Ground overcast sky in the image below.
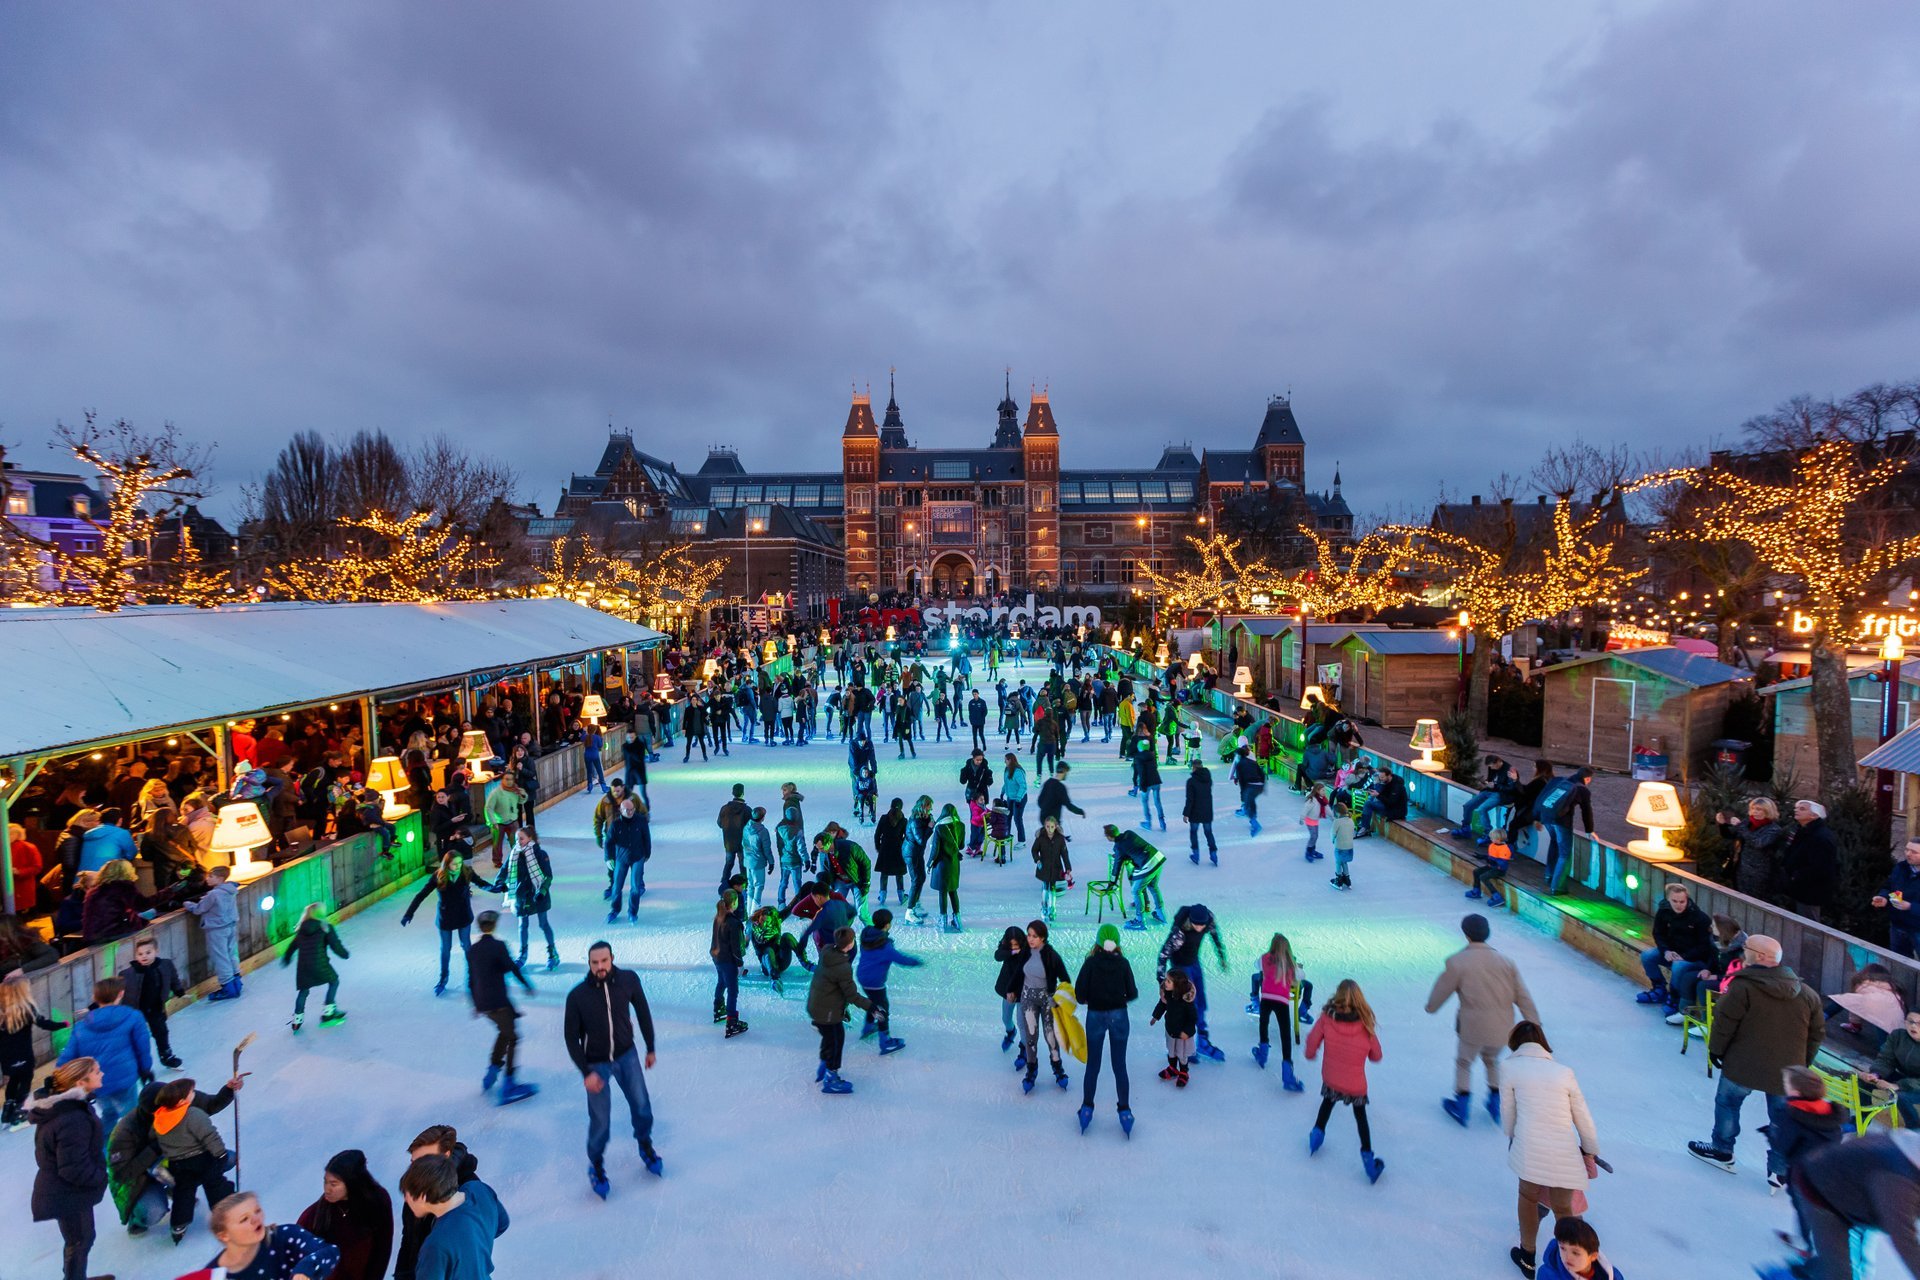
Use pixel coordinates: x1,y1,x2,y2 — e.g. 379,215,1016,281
3,1,1917,521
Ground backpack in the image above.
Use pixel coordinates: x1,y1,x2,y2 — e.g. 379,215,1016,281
1537,777,1577,823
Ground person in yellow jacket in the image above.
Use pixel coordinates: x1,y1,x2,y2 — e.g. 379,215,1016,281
1116,695,1137,763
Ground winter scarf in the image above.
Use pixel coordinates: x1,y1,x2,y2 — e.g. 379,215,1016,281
502,845,549,910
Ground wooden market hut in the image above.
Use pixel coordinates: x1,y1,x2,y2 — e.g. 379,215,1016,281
1335,630,1472,728
1221,617,1290,700
1276,622,1390,704
1538,647,1750,780
1764,664,1920,797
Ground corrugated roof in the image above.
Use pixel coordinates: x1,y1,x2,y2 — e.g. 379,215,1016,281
1341,630,1474,656
1759,664,1920,697
1544,646,1752,689
0,600,664,759
1861,722,1920,773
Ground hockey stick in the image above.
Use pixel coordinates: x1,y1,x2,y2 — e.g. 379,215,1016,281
229,1033,256,1187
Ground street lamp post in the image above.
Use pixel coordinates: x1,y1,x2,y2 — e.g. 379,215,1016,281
1134,514,1158,637
1879,632,1905,837
1455,609,1470,712
744,515,764,630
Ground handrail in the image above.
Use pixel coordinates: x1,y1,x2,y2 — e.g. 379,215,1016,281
1092,645,1920,1006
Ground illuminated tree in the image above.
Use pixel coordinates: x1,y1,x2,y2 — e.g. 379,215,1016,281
1268,529,1420,619
1139,532,1255,614
1639,439,1920,800
604,543,727,626
1382,494,1636,732
149,525,232,608
267,509,498,602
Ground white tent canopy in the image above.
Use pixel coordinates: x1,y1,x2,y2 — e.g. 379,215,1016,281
0,599,665,759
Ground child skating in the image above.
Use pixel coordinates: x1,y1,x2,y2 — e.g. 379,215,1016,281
806,925,872,1094
282,903,349,1031
1248,933,1313,1091
855,908,917,1054
1329,799,1357,890
1300,785,1328,862
1151,970,1199,1088
1304,978,1384,1183
995,926,1030,1058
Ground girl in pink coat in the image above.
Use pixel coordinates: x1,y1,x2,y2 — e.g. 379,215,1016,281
1304,978,1385,1183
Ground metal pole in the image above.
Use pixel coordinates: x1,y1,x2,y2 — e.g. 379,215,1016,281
1,783,13,919
1880,640,1904,837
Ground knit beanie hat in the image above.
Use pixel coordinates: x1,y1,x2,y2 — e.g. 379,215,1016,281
1187,904,1215,927
1097,923,1121,951
1461,913,1491,943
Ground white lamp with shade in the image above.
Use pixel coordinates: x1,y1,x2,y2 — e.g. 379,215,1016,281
1232,665,1253,698
210,802,274,884
1409,719,1445,773
1154,643,1169,666
1625,780,1686,861
1301,684,1328,710
652,672,674,696
579,694,608,726
1187,652,1204,674
1110,628,1124,647
365,755,413,820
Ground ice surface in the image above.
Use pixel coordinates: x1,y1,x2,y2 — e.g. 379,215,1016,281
1,660,1843,1278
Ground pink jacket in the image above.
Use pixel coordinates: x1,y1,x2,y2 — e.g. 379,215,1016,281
1259,953,1297,1002
1305,1013,1382,1098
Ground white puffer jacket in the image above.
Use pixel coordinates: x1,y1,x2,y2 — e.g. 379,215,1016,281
1500,1042,1600,1189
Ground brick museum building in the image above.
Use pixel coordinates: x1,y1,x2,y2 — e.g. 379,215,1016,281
544,380,1352,612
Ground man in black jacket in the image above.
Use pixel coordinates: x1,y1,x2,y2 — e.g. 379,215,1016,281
563,942,661,1195
1872,837,1920,959
1037,763,1084,828
716,784,752,886
471,911,537,1105
1783,800,1840,924
1635,882,1716,1017
1183,760,1216,865
967,691,990,753
959,750,994,804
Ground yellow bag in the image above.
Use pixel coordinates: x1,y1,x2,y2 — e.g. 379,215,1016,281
1053,983,1087,1063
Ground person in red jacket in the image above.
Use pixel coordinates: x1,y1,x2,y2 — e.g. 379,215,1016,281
7,825,41,916
1304,978,1385,1183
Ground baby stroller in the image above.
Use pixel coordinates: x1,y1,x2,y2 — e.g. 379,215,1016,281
985,798,1014,864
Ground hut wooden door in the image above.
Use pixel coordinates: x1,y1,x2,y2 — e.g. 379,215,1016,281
1587,677,1636,771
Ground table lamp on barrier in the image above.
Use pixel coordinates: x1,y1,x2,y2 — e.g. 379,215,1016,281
1409,719,1446,773
365,755,413,820
210,802,275,885
1232,666,1253,698
1626,781,1686,861
579,694,608,727
460,731,495,782
1301,684,1328,711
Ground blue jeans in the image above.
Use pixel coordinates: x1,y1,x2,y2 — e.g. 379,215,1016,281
584,752,605,792
519,910,556,962
778,863,803,902
1083,1007,1130,1109
1174,962,1209,1037
1543,822,1574,894
613,851,646,913
1239,784,1260,824
96,1086,138,1157
714,960,739,1019
1640,949,1706,1007
1456,789,1501,833
293,979,339,1016
438,924,473,986
1139,785,1165,826
585,1046,654,1167
1189,820,1216,855
1002,995,1018,1036
1712,1076,1787,1173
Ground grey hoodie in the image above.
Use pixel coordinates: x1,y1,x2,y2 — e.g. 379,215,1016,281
187,880,239,930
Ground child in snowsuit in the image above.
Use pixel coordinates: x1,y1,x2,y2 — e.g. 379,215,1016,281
1152,970,1199,1087
855,909,919,1054
1304,978,1384,1183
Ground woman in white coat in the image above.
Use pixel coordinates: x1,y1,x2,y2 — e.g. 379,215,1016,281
1499,1022,1602,1278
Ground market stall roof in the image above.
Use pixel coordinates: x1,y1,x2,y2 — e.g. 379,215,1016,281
0,599,664,759
1860,722,1920,775
1540,646,1751,689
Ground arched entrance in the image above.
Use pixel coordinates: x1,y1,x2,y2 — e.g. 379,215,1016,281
930,553,975,597
904,568,922,597
984,567,1001,596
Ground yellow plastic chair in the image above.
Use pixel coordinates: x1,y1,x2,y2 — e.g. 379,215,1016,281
1680,988,1716,1076
1815,1066,1903,1136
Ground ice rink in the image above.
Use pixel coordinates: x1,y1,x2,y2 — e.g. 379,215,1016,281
4,660,1834,1278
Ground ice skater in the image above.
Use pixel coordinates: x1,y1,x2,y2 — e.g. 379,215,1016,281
470,910,539,1107
1031,814,1072,922
401,843,489,996
855,908,916,1054
931,803,966,932
563,941,662,1196
1106,825,1166,931
1249,932,1312,1091
493,825,558,971
283,903,349,1032
1015,920,1072,1094
1425,913,1538,1128
1151,970,1198,1088
806,925,872,1094
1157,905,1229,1062
1073,923,1138,1135
1304,979,1385,1184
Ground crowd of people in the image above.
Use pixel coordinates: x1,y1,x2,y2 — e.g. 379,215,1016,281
6,617,1914,1279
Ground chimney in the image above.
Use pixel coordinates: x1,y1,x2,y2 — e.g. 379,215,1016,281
1470,495,1481,506
1537,495,1547,505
